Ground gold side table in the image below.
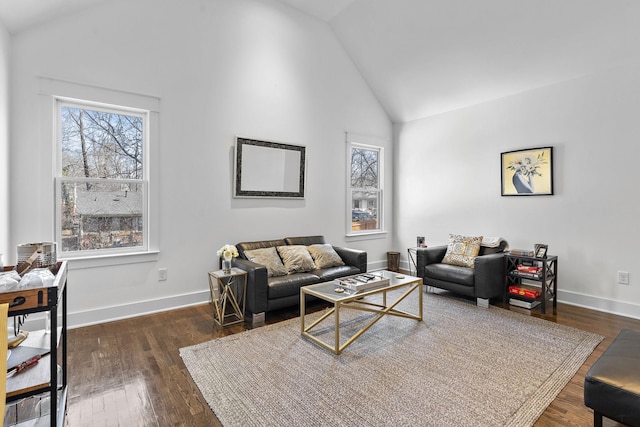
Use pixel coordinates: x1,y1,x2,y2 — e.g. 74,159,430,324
208,267,247,326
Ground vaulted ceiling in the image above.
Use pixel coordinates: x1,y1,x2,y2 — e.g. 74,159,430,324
1,0,639,122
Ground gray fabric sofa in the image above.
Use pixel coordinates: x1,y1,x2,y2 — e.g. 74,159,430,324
415,241,507,307
233,235,367,323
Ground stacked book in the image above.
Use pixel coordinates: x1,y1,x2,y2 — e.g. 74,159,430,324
508,283,542,310
517,265,541,273
336,273,389,292
510,264,542,279
508,284,542,299
509,249,535,257
509,298,541,309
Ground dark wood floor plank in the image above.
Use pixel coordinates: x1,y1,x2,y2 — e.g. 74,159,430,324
65,294,639,426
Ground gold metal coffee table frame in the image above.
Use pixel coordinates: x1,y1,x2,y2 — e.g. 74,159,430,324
300,270,423,354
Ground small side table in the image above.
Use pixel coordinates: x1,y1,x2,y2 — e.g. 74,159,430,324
504,254,558,314
407,247,419,275
208,267,247,326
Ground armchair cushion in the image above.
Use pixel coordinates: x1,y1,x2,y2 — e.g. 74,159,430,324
307,244,345,269
424,263,475,287
277,245,316,274
442,234,483,268
243,247,287,277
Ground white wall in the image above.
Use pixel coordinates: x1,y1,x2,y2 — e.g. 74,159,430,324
395,61,640,319
0,21,9,263
10,0,392,326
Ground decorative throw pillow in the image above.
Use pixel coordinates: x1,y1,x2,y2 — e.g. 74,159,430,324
307,244,345,269
277,245,316,274
243,247,287,277
442,234,483,268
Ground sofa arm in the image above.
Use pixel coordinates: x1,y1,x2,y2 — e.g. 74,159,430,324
232,258,268,315
416,246,447,279
473,253,506,299
333,246,367,273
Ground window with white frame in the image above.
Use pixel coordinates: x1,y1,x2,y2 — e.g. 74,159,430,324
56,99,149,255
348,141,383,234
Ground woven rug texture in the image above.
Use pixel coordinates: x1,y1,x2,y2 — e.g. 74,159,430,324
180,291,603,427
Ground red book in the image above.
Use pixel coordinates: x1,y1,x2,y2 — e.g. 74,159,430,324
517,265,541,273
509,285,542,299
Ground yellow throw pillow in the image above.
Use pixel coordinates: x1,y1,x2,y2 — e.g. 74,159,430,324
243,247,288,277
277,245,317,274
307,244,345,269
442,234,483,268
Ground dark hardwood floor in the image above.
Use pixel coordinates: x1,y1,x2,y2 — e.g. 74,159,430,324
65,289,639,426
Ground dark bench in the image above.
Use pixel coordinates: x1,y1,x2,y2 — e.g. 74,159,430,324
584,328,640,427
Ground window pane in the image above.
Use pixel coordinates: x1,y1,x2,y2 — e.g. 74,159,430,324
347,141,383,235
61,106,143,179
350,147,379,189
351,190,379,231
60,180,144,252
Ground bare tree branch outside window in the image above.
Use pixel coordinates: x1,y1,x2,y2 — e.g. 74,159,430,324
350,146,381,232
350,148,379,189
59,104,145,252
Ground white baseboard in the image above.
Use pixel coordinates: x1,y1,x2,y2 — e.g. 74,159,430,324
369,260,388,271
400,259,417,275
558,289,640,321
18,266,637,330
68,261,389,328
67,290,211,329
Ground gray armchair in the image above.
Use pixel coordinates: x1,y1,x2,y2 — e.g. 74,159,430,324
415,242,507,307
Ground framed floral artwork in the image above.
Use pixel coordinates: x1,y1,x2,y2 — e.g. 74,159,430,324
501,147,553,196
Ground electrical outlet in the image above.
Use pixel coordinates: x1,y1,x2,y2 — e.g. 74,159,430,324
617,271,629,285
158,268,168,281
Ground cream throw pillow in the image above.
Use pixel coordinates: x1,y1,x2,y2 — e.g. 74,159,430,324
277,245,316,274
442,234,483,268
307,244,345,269
243,247,287,277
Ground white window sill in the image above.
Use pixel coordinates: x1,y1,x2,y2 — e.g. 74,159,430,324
60,250,159,270
345,231,388,241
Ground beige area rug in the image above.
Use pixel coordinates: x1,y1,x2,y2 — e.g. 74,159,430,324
180,291,603,427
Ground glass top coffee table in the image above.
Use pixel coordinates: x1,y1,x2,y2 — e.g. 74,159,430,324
300,270,423,354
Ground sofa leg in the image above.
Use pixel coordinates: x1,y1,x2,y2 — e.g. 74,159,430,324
247,312,265,326
476,298,489,308
593,411,603,427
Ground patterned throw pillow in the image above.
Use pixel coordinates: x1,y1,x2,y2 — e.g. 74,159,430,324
277,245,316,274
441,234,483,268
307,244,345,269
243,247,288,277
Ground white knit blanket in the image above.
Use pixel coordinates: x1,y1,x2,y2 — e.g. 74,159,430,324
481,236,507,249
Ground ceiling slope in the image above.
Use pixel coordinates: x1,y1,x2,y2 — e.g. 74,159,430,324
328,0,640,122
2,0,639,122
